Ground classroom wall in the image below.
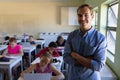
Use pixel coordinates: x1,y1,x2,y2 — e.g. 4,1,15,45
85,0,120,79
0,1,84,38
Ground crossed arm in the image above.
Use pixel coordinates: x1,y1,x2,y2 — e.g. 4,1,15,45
71,52,93,68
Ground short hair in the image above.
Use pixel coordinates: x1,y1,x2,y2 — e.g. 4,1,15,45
4,36,10,40
57,36,63,41
29,35,33,38
48,41,57,48
9,37,17,43
77,4,93,15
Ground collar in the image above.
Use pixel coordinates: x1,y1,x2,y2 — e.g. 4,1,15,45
78,26,95,37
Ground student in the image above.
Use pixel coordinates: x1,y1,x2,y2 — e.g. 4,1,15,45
3,36,10,45
27,35,36,56
27,35,36,46
56,36,66,47
2,37,23,80
37,42,59,57
20,52,64,80
3,37,23,56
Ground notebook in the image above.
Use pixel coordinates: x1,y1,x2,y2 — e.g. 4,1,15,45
23,73,51,80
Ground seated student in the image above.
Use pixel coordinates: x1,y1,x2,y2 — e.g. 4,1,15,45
37,42,59,57
27,35,36,46
56,36,66,56
3,36,10,45
2,37,23,80
56,36,66,47
20,52,64,80
2,37,23,56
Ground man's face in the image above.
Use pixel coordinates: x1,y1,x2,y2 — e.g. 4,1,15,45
77,7,94,30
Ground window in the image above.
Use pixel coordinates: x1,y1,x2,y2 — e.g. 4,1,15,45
106,1,118,62
92,9,98,29
68,7,79,25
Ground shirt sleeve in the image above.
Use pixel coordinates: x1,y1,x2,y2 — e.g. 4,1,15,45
53,50,60,57
63,33,75,65
36,48,46,57
90,37,107,71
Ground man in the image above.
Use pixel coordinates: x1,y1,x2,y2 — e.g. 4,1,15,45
63,4,107,80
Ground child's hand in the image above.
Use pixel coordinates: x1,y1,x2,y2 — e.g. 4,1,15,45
20,73,24,78
51,75,64,80
0,55,4,58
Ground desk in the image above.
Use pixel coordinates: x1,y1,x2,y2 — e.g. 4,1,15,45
0,45,7,51
0,56,22,80
17,39,22,44
31,56,63,71
17,36,29,42
23,45,36,65
56,47,64,56
34,40,45,49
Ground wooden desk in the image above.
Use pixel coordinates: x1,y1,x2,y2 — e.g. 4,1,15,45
0,56,22,80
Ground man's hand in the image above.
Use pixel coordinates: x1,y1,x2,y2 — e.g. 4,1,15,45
71,52,94,68
71,52,80,59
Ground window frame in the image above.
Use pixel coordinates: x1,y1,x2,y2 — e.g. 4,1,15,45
106,1,118,57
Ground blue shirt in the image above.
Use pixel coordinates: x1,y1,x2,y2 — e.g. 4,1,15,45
63,27,107,80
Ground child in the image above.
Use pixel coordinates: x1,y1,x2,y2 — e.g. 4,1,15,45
2,37,23,80
2,37,23,56
37,41,60,57
27,35,36,46
21,52,64,80
56,36,66,47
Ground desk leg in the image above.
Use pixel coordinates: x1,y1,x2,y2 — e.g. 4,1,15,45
35,49,37,56
9,67,12,80
41,43,43,49
41,43,44,49
62,50,64,56
29,52,31,66
21,60,23,72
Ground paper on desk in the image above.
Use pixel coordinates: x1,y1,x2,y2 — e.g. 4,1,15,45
5,55,19,59
23,47,30,50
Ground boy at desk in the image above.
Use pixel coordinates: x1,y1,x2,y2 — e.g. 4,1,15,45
27,35,36,46
37,41,60,57
20,52,64,80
